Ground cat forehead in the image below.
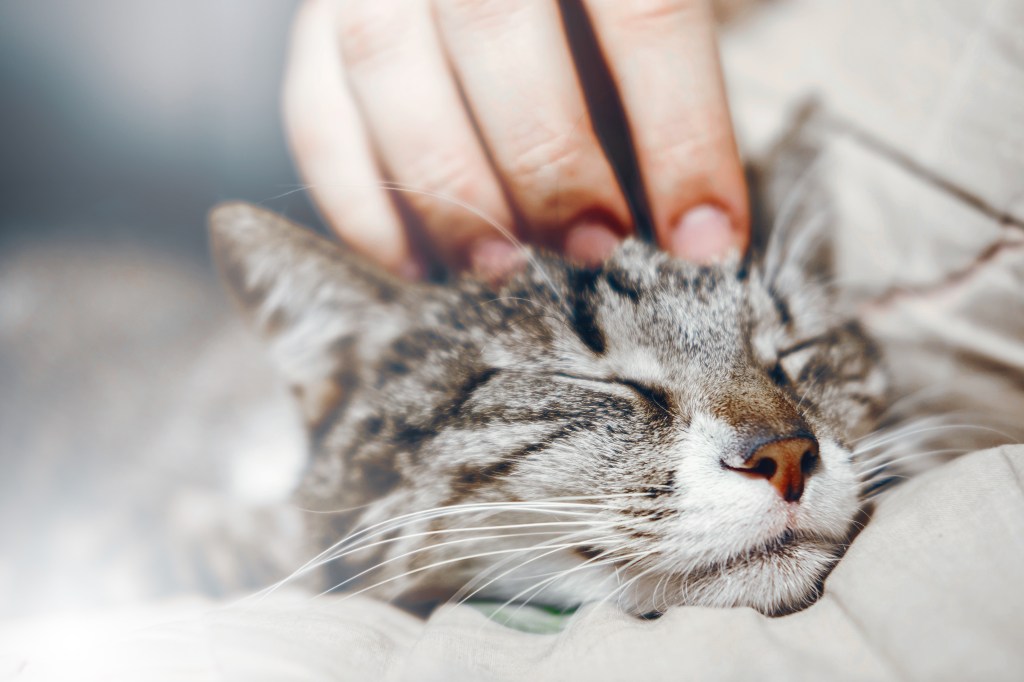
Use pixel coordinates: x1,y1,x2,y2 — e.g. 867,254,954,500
472,240,758,371
508,240,749,316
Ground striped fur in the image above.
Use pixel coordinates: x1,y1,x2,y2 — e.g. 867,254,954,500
210,201,886,616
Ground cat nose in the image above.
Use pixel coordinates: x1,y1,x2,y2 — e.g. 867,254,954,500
727,436,819,503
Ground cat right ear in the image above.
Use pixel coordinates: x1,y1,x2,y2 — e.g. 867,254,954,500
208,201,417,423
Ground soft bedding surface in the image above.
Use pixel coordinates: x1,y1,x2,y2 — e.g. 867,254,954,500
4,447,1023,681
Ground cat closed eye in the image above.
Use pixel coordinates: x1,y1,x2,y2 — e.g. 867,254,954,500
552,372,671,413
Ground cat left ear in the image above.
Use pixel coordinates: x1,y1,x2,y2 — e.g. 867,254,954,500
752,124,835,296
209,201,417,422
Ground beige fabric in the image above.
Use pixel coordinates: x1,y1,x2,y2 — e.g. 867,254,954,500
4,447,1022,681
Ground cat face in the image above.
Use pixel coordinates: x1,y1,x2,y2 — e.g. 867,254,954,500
211,202,886,617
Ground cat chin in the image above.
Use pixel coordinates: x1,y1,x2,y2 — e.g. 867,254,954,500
619,539,841,617
435,538,844,618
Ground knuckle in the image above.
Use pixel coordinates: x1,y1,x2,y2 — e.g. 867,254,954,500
407,150,477,201
599,0,704,31
434,0,522,31
507,126,585,194
336,2,405,67
644,123,728,179
505,128,604,220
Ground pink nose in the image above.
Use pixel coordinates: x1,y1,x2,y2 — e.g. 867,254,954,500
727,437,819,502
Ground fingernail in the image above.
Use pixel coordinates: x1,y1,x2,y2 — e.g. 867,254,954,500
469,238,525,281
564,220,622,266
671,205,737,264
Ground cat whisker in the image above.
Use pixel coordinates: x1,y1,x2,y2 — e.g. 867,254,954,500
314,520,603,574
483,529,642,591
339,497,627,544
854,423,1015,454
453,529,623,606
870,384,965,420
328,496,640,559
861,475,907,500
491,543,653,620
253,500,627,600
308,490,646,552
326,535,624,605
852,414,948,445
607,556,671,615
319,528,613,598
854,409,1019,442
496,550,651,624
647,555,682,615
855,447,969,477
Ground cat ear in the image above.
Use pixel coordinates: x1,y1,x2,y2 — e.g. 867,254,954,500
752,110,835,296
763,193,833,298
209,201,415,423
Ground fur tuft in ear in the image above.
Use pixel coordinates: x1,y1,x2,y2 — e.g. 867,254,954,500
209,201,419,424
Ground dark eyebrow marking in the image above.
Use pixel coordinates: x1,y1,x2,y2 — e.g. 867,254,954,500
567,269,606,355
456,457,518,488
455,427,571,489
769,287,793,326
604,269,641,302
390,366,501,450
459,366,501,398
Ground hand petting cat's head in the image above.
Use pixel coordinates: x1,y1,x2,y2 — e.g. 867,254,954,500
211,201,886,617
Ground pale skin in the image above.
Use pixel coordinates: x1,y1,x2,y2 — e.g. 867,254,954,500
284,0,749,278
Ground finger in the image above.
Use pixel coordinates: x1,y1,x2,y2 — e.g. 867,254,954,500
336,0,518,271
434,0,633,265
583,0,750,263
283,0,415,276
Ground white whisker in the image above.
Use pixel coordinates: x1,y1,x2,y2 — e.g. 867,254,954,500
452,528,612,605
325,542,600,605
249,499,627,601
319,529,603,598
499,549,649,622
856,448,968,480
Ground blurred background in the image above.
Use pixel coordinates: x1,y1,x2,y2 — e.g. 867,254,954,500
0,1,317,618
0,0,317,259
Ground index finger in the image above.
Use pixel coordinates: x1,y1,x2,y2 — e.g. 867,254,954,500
582,0,749,263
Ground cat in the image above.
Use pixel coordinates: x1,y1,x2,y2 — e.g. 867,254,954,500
209,199,887,618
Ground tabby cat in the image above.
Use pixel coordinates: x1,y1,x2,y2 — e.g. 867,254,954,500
210,200,886,617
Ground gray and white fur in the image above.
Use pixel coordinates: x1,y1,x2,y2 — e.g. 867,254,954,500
210,201,887,617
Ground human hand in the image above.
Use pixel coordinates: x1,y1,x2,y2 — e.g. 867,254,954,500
284,0,749,278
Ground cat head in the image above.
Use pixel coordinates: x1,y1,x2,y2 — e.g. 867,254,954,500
210,201,886,616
